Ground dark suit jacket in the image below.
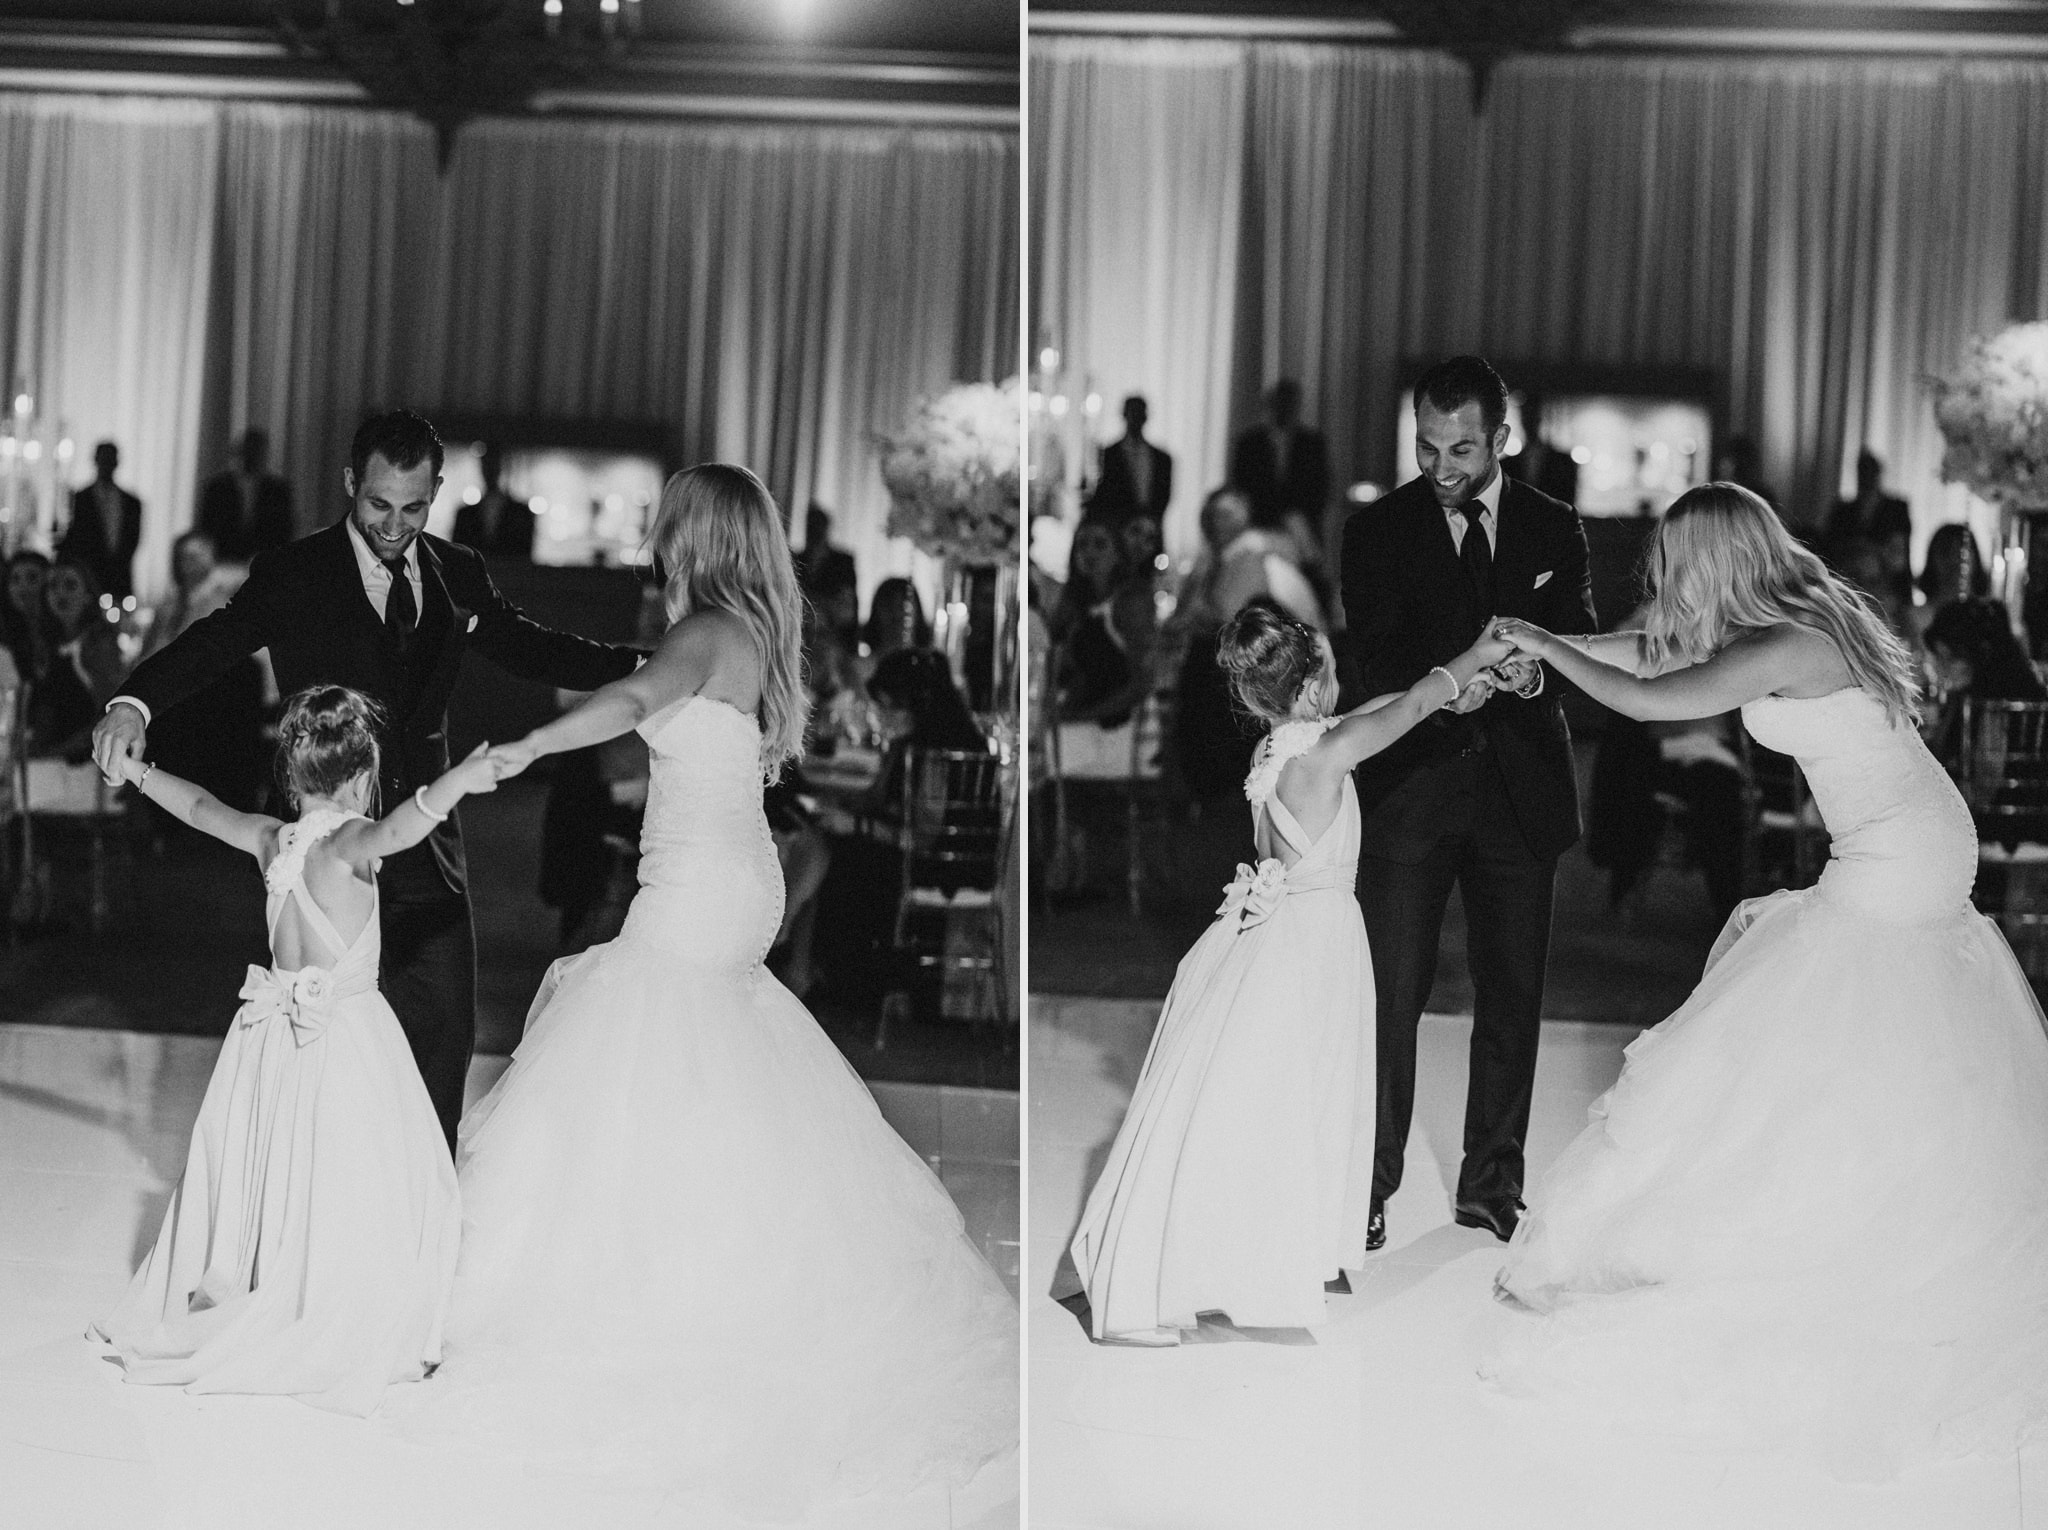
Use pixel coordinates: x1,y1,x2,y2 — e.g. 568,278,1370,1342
1341,474,1597,863
452,492,535,560
1230,425,1330,528
58,483,142,599
197,471,294,563
1086,436,1173,525
118,519,639,895
795,543,857,600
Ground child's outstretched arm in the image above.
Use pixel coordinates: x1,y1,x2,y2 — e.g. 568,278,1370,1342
1319,632,1513,775
326,744,503,868
125,758,280,858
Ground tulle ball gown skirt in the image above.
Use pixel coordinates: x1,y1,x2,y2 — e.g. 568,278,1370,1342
409,873,1019,1520
1490,878,2048,1479
1070,881,1376,1342
91,980,461,1417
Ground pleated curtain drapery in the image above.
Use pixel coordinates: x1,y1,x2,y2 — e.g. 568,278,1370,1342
0,94,1018,601
1032,36,2048,564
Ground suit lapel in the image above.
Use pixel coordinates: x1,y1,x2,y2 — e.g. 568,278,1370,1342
410,537,468,721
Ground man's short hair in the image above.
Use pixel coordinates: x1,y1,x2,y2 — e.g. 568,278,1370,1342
1412,356,1508,437
350,408,444,485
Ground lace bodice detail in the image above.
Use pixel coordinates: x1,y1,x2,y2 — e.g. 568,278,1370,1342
265,808,355,898
1243,716,1340,811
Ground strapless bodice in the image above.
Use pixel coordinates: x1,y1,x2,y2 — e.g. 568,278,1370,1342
1740,688,1975,923
623,693,783,971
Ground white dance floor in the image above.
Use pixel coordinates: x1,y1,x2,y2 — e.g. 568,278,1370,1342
1029,995,2043,1530
0,1023,1017,1530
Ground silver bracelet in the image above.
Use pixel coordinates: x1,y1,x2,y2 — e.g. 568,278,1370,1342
1428,665,1461,708
136,763,155,791
412,785,450,824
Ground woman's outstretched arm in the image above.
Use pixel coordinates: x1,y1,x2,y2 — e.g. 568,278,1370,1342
1496,620,1839,722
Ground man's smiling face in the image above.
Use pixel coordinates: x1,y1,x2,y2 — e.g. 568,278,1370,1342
345,452,438,561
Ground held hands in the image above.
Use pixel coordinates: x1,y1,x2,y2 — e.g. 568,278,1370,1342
485,736,541,782
445,741,505,798
1490,618,1552,657
91,704,146,787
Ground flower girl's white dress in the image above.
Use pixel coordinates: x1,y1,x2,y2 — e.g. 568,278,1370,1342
407,696,1018,1519
1492,689,2048,1477
1070,716,1376,1340
93,809,460,1416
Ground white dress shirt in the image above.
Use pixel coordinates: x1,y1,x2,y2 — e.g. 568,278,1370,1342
344,514,423,626
1442,464,1504,556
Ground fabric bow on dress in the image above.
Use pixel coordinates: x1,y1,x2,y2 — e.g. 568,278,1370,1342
1218,858,1289,931
235,964,338,1047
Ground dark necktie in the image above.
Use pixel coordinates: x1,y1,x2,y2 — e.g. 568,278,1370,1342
1460,501,1494,619
383,557,416,664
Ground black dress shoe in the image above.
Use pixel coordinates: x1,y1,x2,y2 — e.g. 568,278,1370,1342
1365,1202,1386,1252
1453,1198,1524,1242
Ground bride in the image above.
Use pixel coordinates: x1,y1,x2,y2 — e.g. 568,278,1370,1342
1485,483,2048,1479
409,464,1016,1518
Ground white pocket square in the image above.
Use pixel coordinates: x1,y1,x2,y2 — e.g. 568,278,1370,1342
1532,571,1553,589
466,615,479,633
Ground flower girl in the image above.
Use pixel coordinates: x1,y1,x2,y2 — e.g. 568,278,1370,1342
91,685,499,1415
1070,604,1510,1342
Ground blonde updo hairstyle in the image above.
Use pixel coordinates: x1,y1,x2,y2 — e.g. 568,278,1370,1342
1218,601,1324,727
1642,482,1920,724
646,463,809,780
276,685,385,813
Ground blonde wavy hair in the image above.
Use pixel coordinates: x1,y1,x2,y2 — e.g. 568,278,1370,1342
647,463,809,779
1641,481,1920,724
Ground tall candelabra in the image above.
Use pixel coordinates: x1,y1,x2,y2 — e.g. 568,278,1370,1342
1027,343,1103,530
0,383,75,559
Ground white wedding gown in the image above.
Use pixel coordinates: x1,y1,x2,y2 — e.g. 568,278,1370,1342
407,695,1017,1518
1491,688,2048,1478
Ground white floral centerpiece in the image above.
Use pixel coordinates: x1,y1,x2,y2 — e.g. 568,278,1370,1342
878,378,1021,565
1931,322,2048,508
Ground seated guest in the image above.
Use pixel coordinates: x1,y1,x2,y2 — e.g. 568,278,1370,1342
1176,486,1324,634
1050,516,1156,729
3,550,50,681
140,530,267,815
863,576,931,660
452,443,534,560
813,648,988,1005
1909,522,1989,655
26,557,126,760
1923,597,2048,770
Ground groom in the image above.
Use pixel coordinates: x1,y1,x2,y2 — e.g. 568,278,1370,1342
1342,356,1596,1247
93,409,642,1149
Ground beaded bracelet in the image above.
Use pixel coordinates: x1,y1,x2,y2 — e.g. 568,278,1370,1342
1428,665,1461,709
413,785,450,824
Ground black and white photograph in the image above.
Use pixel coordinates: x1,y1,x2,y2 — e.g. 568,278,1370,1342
1026,3,2048,1527
0,3,1021,1527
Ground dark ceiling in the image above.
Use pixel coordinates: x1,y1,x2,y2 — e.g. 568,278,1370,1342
0,0,1017,59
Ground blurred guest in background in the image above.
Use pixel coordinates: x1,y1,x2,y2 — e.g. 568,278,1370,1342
1838,538,1912,640
139,530,267,815
1085,395,1172,531
863,576,932,662
1909,522,1989,654
796,503,858,610
27,558,126,760
452,443,534,560
1824,449,1912,610
1922,596,2047,770
196,428,293,562
812,647,987,1005
1050,516,1155,730
3,550,51,681
1714,435,1782,518
1231,378,1330,535
58,441,141,601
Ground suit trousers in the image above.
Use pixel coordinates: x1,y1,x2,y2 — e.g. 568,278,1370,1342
1357,750,1557,1208
377,861,478,1155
